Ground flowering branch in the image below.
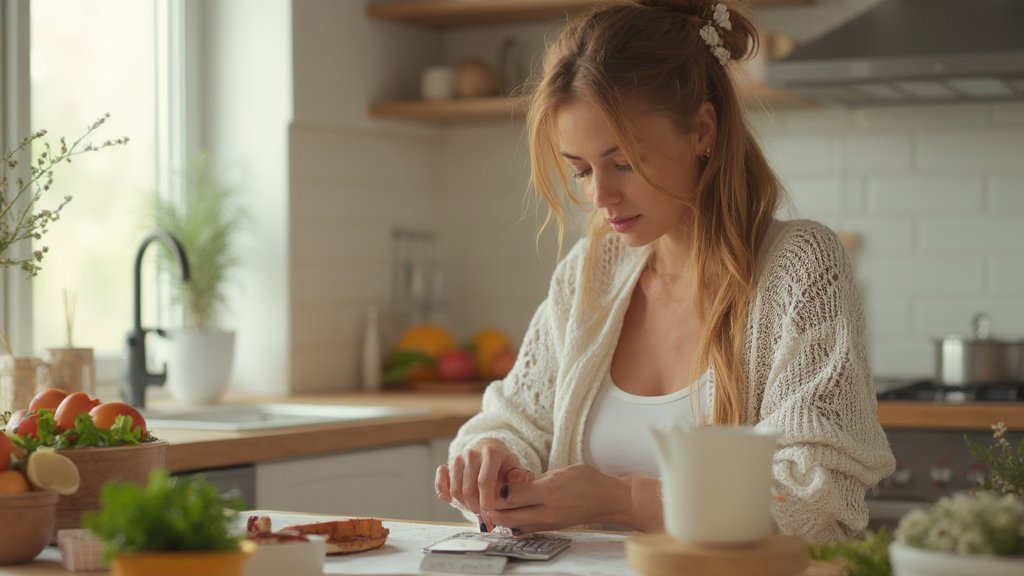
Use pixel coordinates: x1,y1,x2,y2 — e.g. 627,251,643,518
0,113,128,277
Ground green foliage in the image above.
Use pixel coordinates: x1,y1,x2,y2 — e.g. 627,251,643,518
10,411,152,455
152,152,245,331
381,349,435,386
808,528,893,576
84,469,243,560
965,422,1024,496
0,114,127,276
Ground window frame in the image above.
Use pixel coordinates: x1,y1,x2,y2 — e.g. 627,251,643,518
0,0,201,390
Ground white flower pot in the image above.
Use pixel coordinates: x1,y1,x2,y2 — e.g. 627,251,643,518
890,541,1024,576
164,329,235,405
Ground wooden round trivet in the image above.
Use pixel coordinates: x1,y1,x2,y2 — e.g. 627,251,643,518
626,533,810,576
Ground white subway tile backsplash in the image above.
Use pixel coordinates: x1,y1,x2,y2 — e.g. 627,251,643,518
918,130,1024,173
867,338,932,378
992,102,1024,124
913,300,1024,339
989,176,1024,213
783,177,843,217
856,257,985,295
858,103,988,130
866,176,983,214
842,177,866,213
762,136,833,175
836,218,914,252
861,296,912,335
840,135,914,174
990,257,1024,295
918,218,1024,252
778,108,857,132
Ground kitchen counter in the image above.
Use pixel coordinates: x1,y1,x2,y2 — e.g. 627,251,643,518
155,391,482,472
154,391,1024,472
14,512,843,576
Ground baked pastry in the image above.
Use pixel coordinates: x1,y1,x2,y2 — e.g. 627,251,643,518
283,518,390,554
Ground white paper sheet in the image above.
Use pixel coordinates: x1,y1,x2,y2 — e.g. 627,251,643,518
244,511,634,575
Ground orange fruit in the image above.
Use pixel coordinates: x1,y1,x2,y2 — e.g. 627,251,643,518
54,391,101,432
90,402,147,436
29,387,70,412
394,325,457,382
0,469,30,494
470,329,512,378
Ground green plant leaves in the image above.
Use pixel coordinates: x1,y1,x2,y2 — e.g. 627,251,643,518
84,469,244,560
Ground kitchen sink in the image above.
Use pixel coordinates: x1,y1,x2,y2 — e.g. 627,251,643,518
141,403,428,432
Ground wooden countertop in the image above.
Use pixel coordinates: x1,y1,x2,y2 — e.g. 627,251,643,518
157,391,481,472
152,391,1024,472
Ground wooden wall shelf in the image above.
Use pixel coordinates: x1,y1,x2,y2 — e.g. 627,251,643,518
368,0,812,28
371,87,809,123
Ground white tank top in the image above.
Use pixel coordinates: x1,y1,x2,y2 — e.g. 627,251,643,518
583,371,708,478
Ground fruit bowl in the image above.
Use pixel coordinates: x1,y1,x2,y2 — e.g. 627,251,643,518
55,440,167,533
0,490,59,565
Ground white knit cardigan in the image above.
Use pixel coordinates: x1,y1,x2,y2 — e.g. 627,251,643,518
449,219,896,543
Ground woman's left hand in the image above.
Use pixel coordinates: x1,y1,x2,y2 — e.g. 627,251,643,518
480,464,632,534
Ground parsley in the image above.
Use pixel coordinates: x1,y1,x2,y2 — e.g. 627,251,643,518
10,410,155,455
808,528,893,576
84,469,244,560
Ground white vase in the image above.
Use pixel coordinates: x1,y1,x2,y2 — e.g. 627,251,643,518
889,541,1024,576
164,329,235,405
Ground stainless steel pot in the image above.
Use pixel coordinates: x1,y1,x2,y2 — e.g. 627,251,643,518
934,313,1024,387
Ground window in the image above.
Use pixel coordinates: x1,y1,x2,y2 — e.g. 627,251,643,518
0,0,189,385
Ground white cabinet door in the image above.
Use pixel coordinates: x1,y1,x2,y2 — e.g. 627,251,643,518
256,443,435,521
429,436,470,523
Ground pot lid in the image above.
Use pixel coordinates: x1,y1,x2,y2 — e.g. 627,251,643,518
937,313,1024,344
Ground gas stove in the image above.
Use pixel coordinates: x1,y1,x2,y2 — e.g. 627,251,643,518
867,377,1023,530
875,378,1024,402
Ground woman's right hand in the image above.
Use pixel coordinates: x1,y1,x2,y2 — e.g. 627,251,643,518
435,439,525,516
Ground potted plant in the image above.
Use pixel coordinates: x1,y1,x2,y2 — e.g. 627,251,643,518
888,423,1024,576
151,152,246,405
84,468,252,576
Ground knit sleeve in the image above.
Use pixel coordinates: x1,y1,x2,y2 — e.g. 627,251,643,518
753,223,895,543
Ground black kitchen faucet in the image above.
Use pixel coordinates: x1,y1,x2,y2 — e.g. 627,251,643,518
122,230,190,408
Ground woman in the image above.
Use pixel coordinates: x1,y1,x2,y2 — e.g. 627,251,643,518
434,0,894,543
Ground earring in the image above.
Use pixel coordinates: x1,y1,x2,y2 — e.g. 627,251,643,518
701,148,712,161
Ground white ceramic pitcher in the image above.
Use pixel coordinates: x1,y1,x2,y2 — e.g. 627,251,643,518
650,422,780,545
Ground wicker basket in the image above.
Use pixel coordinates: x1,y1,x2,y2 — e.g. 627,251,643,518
0,355,46,413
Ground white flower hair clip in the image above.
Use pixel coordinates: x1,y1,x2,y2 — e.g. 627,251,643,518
699,3,732,66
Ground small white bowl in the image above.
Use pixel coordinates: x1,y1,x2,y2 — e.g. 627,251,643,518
244,534,325,576
889,541,1024,576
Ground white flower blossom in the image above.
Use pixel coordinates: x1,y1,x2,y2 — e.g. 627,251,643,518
713,3,732,30
699,4,731,66
895,490,1024,557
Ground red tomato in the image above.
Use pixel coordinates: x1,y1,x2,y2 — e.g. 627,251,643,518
29,387,70,412
89,402,147,436
54,392,101,432
11,410,40,438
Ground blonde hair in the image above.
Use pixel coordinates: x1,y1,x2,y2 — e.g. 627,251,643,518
526,0,782,424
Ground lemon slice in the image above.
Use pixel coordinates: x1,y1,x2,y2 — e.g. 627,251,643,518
26,449,81,495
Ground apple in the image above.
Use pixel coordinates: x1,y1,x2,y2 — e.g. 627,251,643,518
436,349,477,382
9,410,40,438
489,347,516,379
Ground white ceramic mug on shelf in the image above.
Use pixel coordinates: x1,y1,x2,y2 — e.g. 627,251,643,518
650,423,779,545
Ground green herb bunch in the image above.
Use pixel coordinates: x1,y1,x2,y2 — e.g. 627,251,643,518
85,469,244,560
808,527,892,576
3,411,153,455
966,422,1023,496
0,114,128,276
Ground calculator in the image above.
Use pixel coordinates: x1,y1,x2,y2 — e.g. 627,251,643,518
424,531,572,560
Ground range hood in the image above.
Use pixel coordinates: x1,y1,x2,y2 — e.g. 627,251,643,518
767,0,1024,106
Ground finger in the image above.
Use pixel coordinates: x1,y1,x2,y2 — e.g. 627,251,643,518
435,465,452,503
461,451,482,515
449,457,466,508
487,506,544,535
477,447,504,510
